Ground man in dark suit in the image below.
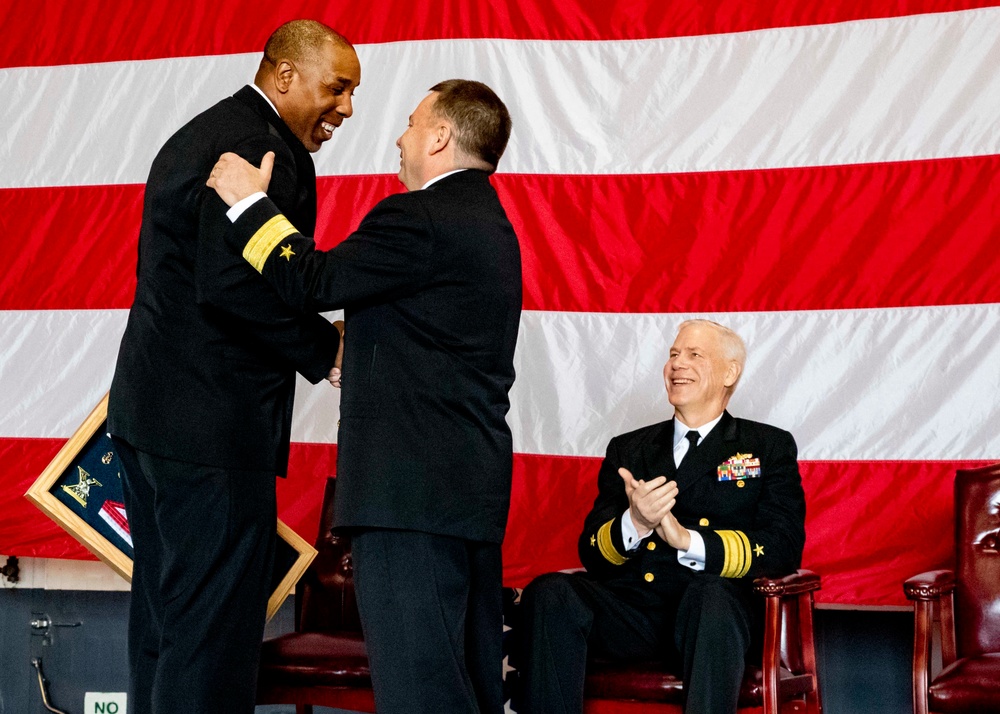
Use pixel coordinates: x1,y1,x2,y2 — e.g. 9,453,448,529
107,20,360,714
207,79,521,713
518,319,806,714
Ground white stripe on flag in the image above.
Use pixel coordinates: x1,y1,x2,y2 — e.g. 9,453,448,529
507,305,1000,461
7,305,998,461
98,501,133,548
0,309,125,438
2,7,998,188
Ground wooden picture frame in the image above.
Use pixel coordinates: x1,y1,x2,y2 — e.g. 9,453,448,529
25,393,317,621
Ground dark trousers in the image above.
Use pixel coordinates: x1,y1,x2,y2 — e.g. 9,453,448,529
114,437,276,714
518,571,756,714
351,528,504,714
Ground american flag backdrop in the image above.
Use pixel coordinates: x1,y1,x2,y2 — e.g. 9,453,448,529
1,0,998,607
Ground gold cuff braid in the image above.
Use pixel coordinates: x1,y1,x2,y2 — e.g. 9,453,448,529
597,519,627,565
243,214,297,273
715,529,752,578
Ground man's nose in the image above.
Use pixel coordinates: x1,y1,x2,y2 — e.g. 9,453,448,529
337,95,354,118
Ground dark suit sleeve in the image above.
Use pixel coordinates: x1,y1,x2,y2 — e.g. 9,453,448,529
227,194,433,312
699,430,806,580
194,137,339,384
578,437,638,578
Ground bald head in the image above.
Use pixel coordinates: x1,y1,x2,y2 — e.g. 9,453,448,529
253,20,361,153
259,20,351,73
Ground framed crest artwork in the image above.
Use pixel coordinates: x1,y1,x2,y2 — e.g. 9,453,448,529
25,393,316,621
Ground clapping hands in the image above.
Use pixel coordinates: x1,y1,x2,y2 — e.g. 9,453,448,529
618,467,690,551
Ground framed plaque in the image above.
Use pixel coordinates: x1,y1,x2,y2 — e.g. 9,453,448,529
25,393,316,621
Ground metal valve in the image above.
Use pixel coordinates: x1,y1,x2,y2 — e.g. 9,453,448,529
30,614,81,646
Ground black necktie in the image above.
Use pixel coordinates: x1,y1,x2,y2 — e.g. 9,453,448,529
685,430,700,456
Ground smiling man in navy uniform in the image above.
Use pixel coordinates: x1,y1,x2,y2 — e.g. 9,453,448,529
518,319,806,714
107,20,360,714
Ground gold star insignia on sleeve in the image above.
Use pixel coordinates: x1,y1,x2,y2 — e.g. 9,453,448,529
754,544,764,557
279,244,295,261
590,535,596,547
245,215,296,272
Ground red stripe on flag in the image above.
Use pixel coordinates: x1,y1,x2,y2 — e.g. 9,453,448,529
2,0,997,68
794,460,962,607
0,438,85,558
0,184,144,310
1,437,983,606
5,156,999,312
99,501,130,533
502,157,1000,313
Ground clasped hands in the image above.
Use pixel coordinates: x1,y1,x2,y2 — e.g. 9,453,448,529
618,467,690,552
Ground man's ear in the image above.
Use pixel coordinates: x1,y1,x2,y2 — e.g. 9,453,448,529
429,123,452,156
724,361,742,388
273,60,296,94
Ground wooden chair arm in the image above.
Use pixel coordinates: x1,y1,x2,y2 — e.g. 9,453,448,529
753,569,821,598
905,570,956,714
754,570,821,714
903,569,955,601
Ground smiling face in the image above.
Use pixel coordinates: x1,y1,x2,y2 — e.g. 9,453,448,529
276,41,361,152
396,92,447,191
664,322,741,427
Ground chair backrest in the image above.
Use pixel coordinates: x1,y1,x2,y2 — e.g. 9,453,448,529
295,478,362,634
955,463,1000,657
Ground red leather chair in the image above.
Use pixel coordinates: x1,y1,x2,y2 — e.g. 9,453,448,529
257,477,821,714
583,570,823,714
255,478,375,714
904,462,1000,714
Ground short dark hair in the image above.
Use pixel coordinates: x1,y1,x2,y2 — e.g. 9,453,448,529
263,19,351,66
428,79,512,173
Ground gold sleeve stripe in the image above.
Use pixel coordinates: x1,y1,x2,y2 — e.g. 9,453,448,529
735,530,752,577
243,215,298,273
597,520,627,566
716,529,752,578
718,530,737,578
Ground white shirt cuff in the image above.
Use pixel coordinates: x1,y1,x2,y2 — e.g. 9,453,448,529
226,192,267,223
677,530,706,571
621,509,652,552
